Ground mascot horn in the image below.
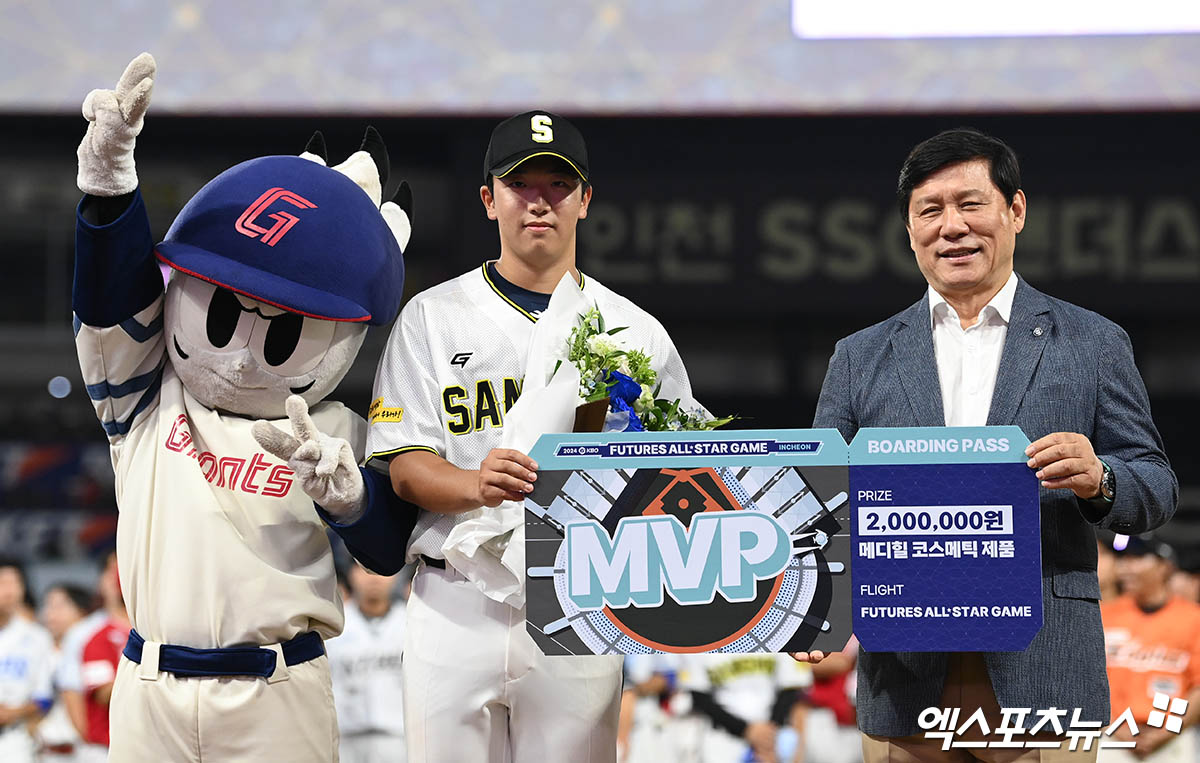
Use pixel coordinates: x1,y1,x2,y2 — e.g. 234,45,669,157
72,53,414,761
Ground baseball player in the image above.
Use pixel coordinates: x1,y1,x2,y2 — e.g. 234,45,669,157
326,564,408,763
72,54,412,761
674,653,812,763
0,558,53,763
621,653,686,763
321,111,705,761
1101,535,1200,762
48,592,106,763
78,551,128,753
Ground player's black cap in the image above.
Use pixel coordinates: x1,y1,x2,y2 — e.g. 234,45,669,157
484,110,589,183
1117,533,1177,564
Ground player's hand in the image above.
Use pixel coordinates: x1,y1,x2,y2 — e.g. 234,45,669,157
1025,432,1104,500
477,448,538,507
743,720,778,762
1131,726,1174,758
77,52,155,196
788,650,826,664
253,395,365,520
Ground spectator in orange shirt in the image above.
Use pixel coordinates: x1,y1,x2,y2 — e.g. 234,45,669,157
1101,535,1200,762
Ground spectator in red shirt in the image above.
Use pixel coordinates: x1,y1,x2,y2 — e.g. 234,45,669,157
80,552,128,748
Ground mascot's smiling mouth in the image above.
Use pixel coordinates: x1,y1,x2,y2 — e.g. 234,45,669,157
173,335,189,360
290,380,315,394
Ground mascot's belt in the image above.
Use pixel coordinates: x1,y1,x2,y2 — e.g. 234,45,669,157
122,628,324,679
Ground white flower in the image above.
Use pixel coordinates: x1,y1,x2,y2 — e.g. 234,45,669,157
634,389,654,414
618,357,633,377
587,334,620,356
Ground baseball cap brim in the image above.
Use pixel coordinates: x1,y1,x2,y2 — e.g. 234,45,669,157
156,242,372,323
1117,534,1177,563
492,151,588,182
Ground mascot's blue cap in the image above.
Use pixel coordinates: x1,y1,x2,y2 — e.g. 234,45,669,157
155,155,404,325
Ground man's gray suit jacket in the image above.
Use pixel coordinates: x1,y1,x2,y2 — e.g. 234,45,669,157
814,276,1178,737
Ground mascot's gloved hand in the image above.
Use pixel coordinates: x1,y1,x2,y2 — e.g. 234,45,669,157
253,395,366,522
77,52,155,196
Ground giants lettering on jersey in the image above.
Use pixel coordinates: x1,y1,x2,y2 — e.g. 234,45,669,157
164,414,295,496
442,378,522,435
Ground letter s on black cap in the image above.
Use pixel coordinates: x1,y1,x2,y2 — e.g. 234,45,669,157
483,111,589,182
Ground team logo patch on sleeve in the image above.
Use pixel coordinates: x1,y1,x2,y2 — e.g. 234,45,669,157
368,397,404,425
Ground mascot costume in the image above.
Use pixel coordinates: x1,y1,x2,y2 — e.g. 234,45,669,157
72,53,416,761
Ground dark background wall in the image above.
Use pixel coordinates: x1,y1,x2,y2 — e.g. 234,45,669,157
2,111,1197,560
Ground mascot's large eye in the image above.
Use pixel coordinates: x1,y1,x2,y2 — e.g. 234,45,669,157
206,288,244,348
176,276,254,352
248,312,337,378
263,312,303,366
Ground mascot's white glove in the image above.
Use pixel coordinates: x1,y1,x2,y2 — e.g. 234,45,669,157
253,395,366,521
77,52,155,196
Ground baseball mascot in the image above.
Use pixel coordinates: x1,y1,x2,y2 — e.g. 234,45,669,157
72,53,416,761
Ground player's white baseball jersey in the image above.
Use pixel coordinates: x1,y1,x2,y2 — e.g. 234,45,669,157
366,263,698,562
624,654,688,763
677,654,812,763
0,617,54,763
678,654,812,725
327,600,406,762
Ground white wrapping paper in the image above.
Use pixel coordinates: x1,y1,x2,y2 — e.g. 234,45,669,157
441,274,592,607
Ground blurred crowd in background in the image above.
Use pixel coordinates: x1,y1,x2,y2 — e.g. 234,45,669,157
3,527,1197,762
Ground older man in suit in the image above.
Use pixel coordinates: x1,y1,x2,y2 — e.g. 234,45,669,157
814,128,1178,762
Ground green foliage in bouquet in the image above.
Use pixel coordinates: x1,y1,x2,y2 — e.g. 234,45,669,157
562,307,734,432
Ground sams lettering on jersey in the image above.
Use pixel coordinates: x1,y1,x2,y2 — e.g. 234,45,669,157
442,378,523,435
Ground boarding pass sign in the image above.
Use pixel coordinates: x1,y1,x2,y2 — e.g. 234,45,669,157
849,426,1043,652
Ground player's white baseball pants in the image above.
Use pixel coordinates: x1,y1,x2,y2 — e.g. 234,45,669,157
403,564,622,762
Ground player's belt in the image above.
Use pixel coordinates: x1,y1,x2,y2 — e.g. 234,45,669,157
122,628,325,678
419,554,446,569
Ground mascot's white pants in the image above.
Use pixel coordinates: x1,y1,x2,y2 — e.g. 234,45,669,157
108,653,338,761
403,564,622,763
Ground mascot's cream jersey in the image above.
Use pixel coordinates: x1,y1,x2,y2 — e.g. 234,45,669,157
76,294,363,647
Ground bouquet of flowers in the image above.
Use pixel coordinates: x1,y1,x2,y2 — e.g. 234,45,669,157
562,306,734,432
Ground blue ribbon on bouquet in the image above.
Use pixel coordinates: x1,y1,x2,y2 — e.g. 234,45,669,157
604,371,645,432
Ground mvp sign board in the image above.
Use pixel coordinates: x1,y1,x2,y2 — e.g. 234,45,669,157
523,429,853,656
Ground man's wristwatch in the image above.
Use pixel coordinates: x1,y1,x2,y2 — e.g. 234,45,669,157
1098,460,1115,502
